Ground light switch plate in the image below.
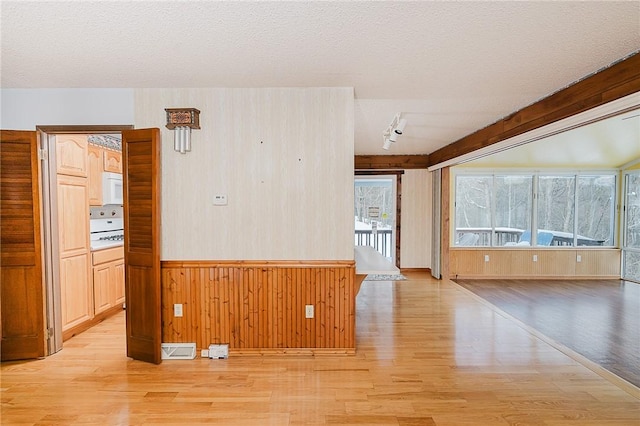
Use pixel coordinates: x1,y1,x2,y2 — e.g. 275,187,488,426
213,194,227,206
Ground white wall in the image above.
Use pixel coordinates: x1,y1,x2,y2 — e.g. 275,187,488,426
134,88,355,261
401,169,432,268
0,89,134,130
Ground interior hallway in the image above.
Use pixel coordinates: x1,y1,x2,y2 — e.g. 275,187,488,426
1,272,638,425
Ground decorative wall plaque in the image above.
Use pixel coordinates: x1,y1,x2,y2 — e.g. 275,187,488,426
165,108,200,130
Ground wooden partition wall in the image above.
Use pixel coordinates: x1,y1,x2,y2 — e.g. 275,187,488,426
161,261,356,354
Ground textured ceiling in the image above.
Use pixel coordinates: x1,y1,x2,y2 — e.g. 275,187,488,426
2,1,639,160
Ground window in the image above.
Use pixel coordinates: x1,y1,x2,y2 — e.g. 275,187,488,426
454,171,616,248
577,175,615,246
494,175,532,246
537,176,575,246
454,175,492,246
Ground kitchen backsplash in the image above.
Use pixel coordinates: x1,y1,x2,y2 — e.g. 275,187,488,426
90,206,123,219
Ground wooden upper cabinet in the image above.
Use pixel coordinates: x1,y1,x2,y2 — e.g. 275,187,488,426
88,145,103,206
56,134,88,177
103,150,122,173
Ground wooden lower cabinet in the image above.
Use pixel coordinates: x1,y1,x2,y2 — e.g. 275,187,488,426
92,247,125,314
60,253,92,331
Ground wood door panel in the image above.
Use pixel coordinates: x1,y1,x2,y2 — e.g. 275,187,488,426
55,134,88,177
103,150,122,173
114,261,125,305
57,175,90,255
0,130,45,360
122,128,161,364
60,253,92,330
87,145,103,205
93,264,112,315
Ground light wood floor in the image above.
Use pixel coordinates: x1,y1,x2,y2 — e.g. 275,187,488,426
455,278,640,389
2,272,639,425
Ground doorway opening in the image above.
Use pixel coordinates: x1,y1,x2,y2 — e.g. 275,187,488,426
37,125,131,356
354,172,402,267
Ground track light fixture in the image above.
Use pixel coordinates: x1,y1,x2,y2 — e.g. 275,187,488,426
382,113,406,150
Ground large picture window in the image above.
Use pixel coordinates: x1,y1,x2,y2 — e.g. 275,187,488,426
454,172,616,248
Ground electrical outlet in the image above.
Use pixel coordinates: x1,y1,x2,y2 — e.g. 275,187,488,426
533,255,538,262
577,254,582,262
484,254,489,262
201,349,209,358
305,304,314,319
174,303,183,317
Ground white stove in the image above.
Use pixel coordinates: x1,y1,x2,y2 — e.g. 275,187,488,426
90,218,124,250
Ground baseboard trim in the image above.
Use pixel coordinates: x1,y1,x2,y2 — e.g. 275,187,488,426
226,348,356,356
452,275,620,280
62,304,125,341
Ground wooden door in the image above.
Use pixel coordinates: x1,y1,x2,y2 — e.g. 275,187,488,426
122,128,161,364
0,130,46,361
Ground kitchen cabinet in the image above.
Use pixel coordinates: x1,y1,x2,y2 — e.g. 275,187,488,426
60,253,93,329
56,134,88,177
92,246,125,315
57,173,92,332
87,144,103,206
103,150,122,173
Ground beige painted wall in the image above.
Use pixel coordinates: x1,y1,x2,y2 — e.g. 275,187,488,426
400,169,432,268
134,88,354,261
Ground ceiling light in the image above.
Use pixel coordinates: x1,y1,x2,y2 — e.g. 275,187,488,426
382,112,405,150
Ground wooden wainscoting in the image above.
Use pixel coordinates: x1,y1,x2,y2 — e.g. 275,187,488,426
450,248,620,279
161,260,356,355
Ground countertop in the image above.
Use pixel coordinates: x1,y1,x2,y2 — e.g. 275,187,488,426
90,241,124,251
354,245,400,275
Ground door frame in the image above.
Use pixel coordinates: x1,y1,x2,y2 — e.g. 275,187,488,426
36,125,133,355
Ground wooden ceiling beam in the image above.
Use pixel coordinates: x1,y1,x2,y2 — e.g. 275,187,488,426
428,51,640,167
355,155,430,170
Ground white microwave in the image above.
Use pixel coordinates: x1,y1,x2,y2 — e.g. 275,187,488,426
102,172,123,205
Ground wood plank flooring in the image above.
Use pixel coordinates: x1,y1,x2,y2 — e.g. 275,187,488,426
455,279,640,390
2,273,639,425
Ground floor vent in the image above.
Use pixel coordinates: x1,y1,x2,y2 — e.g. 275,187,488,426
161,343,196,360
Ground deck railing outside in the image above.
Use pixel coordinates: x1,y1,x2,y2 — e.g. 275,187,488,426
355,229,393,259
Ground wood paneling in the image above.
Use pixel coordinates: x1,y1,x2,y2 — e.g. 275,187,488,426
450,248,621,279
428,52,640,167
355,155,430,169
134,88,354,261
161,261,356,353
0,130,45,360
